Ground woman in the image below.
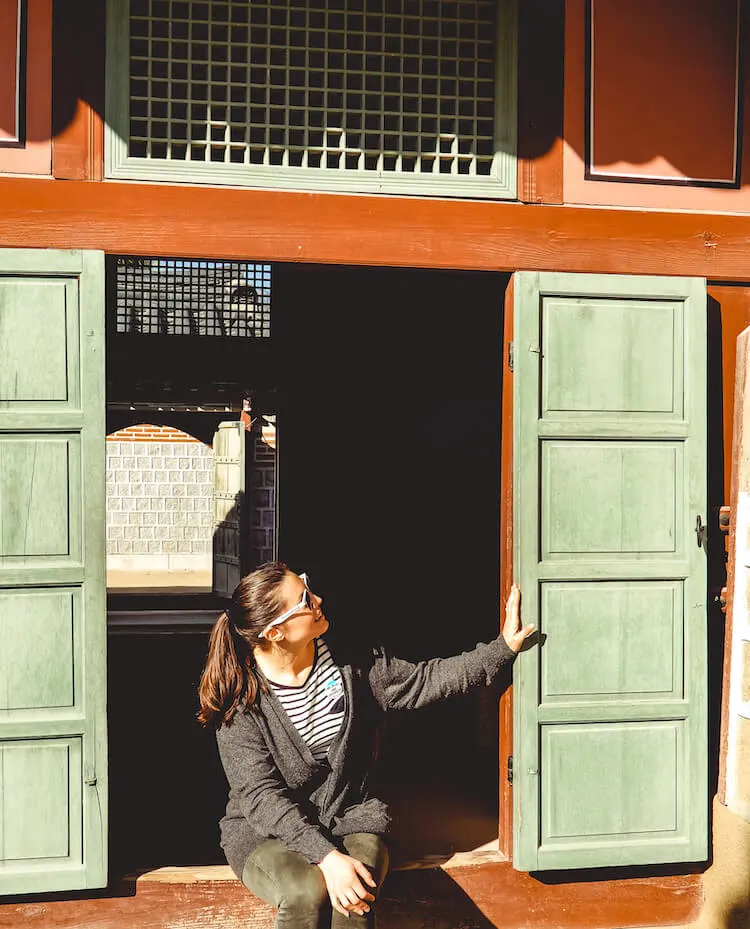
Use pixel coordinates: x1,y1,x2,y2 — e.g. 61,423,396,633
198,562,533,928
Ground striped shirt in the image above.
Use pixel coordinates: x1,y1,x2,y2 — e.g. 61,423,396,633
268,638,346,762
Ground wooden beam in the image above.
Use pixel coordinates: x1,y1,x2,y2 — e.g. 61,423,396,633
2,176,750,279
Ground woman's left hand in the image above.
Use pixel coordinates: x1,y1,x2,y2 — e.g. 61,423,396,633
502,584,535,653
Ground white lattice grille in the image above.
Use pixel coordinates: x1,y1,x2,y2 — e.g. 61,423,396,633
113,256,272,337
127,0,501,179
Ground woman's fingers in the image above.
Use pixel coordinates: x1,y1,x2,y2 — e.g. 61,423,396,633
339,892,370,917
348,877,374,904
353,859,377,888
503,584,536,653
329,892,350,917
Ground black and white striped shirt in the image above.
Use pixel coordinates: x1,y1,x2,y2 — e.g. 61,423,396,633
268,638,346,762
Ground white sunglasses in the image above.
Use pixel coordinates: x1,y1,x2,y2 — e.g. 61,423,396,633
258,573,313,639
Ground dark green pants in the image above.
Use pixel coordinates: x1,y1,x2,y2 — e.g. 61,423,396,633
242,833,389,929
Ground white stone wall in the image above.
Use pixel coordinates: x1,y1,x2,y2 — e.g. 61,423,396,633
106,438,214,574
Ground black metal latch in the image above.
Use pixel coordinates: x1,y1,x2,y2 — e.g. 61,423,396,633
695,514,705,548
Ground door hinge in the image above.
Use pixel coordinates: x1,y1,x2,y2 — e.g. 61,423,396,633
695,514,705,548
507,755,513,785
508,341,515,372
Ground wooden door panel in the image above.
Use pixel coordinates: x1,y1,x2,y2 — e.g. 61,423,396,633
0,589,78,710
0,437,76,557
541,722,683,852
542,441,681,556
540,581,681,701
0,739,83,863
0,277,81,408
541,298,683,417
513,272,707,872
0,249,106,895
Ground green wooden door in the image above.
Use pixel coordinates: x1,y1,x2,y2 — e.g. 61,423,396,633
513,272,707,871
0,249,107,893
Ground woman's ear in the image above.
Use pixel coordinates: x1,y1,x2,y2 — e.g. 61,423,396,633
265,625,285,643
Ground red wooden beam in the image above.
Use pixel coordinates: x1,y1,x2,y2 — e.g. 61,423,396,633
2,177,750,279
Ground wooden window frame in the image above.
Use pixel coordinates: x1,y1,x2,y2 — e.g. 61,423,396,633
104,0,518,199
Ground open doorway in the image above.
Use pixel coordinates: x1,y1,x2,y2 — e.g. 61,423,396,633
104,257,510,871
275,263,510,863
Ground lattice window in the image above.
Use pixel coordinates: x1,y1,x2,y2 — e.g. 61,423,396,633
106,0,517,197
112,256,272,337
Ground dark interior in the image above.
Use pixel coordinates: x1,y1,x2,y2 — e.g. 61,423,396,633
106,263,510,872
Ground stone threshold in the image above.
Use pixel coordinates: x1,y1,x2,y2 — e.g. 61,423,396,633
133,840,505,885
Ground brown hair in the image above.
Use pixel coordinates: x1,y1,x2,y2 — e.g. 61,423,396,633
197,561,289,728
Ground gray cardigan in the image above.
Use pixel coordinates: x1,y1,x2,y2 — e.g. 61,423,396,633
216,635,516,878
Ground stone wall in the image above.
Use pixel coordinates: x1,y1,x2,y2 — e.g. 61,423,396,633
106,424,214,577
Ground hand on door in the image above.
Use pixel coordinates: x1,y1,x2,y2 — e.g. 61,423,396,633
502,584,535,653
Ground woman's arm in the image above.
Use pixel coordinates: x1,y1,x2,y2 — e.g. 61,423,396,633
217,714,337,864
369,584,534,712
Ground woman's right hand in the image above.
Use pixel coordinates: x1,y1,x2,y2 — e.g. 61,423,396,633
317,848,377,918
502,584,536,653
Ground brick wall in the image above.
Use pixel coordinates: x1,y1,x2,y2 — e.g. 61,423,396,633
106,424,214,578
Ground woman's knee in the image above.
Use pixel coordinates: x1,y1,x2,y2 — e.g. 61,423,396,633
243,840,328,915
280,866,328,913
342,833,389,886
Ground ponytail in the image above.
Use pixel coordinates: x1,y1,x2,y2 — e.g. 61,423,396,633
198,562,288,728
197,611,263,728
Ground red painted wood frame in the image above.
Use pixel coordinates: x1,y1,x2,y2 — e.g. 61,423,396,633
516,0,565,203
0,0,52,174
51,0,104,179
0,0,22,143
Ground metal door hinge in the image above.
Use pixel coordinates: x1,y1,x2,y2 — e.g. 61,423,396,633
711,587,728,612
507,755,513,785
508,342,515,372
719,506,731,533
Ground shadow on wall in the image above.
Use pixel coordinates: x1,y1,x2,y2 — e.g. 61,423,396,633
42,0,742,182
726,904,750,929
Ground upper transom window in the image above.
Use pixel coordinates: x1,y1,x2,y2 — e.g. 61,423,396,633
106,0,517,198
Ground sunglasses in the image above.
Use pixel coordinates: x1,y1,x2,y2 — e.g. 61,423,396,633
258,573,314,638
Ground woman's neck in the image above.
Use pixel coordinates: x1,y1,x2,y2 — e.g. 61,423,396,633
253,637,317,686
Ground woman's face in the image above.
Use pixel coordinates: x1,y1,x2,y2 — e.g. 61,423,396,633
268,571,328,647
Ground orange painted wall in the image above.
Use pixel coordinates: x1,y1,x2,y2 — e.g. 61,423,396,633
564,0,750,211
0,0,52,175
